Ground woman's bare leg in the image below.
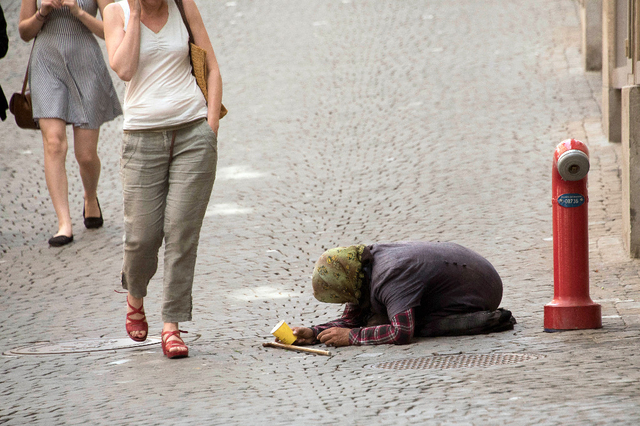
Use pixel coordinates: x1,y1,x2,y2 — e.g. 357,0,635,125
40,118,72,238
73,127,102,218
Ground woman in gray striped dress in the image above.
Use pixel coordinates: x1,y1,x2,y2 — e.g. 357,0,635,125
18,0,122,247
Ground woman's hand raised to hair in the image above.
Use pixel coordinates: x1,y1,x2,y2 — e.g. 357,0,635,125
127,0,141,15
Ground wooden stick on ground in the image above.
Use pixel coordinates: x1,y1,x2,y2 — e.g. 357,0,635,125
262,342,332,356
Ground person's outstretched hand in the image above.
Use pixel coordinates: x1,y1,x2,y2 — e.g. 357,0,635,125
280,327,315,345
317,327,351,347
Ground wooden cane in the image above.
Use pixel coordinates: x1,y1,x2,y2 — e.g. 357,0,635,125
262,342,332,356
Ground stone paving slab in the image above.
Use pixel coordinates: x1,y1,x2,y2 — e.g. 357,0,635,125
1,0,640,425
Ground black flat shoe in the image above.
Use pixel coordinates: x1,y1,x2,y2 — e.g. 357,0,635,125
48,234,74,247
84,198,104,229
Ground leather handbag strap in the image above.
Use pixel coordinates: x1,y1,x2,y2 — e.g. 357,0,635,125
22,39,36,95
174,0,195,44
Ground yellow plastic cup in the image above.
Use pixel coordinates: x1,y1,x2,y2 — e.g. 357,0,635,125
271,320,296,345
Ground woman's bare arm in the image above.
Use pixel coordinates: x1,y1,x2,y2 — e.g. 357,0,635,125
18,0,59,41
103,0,141,81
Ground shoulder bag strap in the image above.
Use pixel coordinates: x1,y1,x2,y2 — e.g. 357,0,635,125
22,39,36,95
174,0,195,45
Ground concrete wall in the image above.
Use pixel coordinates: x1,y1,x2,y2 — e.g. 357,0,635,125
602,0,622,142
581,0,603,70
621,86,640,257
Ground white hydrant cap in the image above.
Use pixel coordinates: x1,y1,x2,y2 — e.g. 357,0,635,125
557,149,589,181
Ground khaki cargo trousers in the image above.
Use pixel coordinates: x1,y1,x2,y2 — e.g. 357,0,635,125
120,119,217,323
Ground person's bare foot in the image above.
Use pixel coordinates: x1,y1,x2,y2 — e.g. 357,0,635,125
161,323,188,358
53,222,73,239
126,294,148,341
84,197,101,218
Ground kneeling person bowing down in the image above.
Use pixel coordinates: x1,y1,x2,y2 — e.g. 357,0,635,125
289,242,516,347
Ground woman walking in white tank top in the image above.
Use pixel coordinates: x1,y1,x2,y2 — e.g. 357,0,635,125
103,0,222,359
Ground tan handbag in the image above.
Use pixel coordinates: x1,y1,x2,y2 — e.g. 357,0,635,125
9,42,39,130
175,0,227,119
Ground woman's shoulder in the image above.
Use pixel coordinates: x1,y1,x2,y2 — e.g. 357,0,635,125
370,241,436,257
370,241,467,256
103,1,126,28
104,1,126,16
181,0,197,8
179,0,202,18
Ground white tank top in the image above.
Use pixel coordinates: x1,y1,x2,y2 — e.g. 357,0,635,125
118,0,208,130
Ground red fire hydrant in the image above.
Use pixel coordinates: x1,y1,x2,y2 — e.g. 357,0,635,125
544,139,601,331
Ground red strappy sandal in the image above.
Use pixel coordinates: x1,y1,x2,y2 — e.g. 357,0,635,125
161,330,189,359
126,298,148,342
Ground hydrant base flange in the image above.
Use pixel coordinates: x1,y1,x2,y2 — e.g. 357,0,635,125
543,303,602,331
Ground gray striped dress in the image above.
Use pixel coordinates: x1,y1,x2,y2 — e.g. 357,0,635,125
29,0,122,129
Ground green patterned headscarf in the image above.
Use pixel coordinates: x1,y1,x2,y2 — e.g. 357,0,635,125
312,245,366,304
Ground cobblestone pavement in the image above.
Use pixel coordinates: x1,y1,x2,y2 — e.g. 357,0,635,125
1,0,640,424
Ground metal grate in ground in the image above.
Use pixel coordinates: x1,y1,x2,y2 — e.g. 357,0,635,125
367,353,545,370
